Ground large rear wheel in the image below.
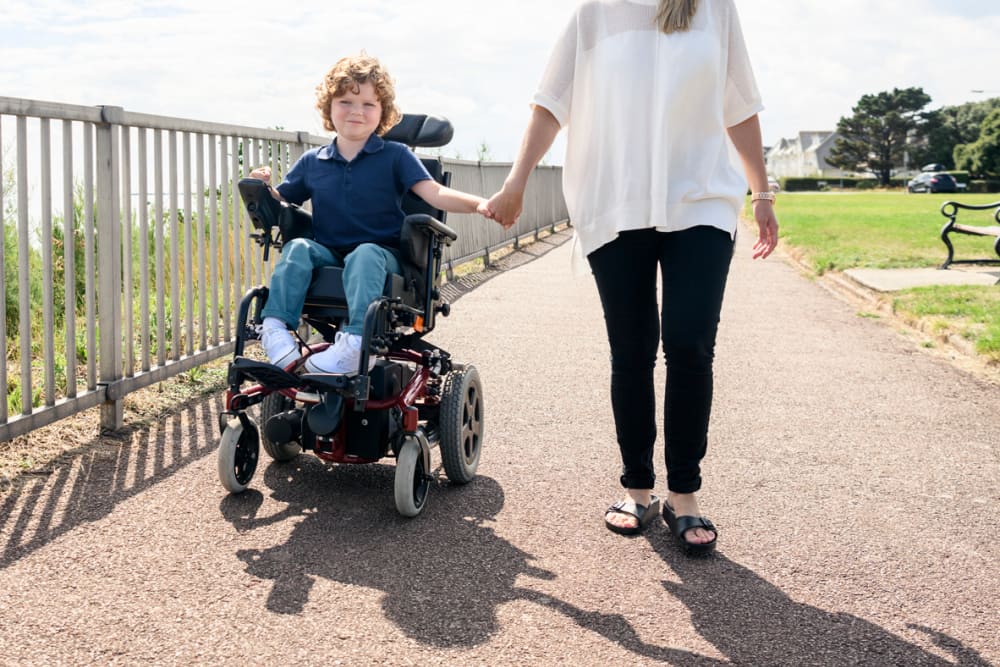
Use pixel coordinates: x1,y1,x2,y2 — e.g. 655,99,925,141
439,366,484,484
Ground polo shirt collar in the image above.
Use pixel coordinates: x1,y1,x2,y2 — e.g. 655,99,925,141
318,133,386,161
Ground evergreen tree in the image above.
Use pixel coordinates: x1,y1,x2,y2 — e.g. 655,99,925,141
826,87,932,185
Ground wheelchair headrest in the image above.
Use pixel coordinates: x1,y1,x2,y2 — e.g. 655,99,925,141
382,114,454,148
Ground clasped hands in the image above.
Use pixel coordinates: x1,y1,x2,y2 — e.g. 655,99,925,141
481,187,520,230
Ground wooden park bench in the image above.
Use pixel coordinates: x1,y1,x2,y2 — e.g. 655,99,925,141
938,200,1000,274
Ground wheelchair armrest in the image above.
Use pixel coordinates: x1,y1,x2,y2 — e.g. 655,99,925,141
238,177,314,243
404,213,457,244
238,178,282,232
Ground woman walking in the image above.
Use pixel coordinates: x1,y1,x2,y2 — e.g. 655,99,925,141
487,0,778,554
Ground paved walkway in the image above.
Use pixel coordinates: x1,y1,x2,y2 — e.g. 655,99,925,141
1,231,998,665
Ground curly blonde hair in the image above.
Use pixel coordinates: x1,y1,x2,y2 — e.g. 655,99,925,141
315,53,402,136
656,0,699,33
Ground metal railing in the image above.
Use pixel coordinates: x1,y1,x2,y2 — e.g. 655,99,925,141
0,95,568,441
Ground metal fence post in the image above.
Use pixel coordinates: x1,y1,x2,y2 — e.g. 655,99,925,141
97,106,124,430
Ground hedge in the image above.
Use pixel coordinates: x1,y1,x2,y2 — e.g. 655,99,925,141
967,180,1000,193
780,176,880,191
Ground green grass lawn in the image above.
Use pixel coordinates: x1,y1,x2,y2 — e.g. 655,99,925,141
776,191,1000,274
773,191,1000,361
892,285,1000,358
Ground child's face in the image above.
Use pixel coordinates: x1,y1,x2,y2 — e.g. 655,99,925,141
329,81,383,143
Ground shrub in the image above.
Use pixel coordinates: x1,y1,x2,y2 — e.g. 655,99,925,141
967,180,1000,193
781,177,824,191
945,170,971,185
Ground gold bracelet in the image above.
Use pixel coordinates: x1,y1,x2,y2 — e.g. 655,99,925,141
750,191,776,203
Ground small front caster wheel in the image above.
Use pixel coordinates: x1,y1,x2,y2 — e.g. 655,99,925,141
394,432,431,517
217,417,260,493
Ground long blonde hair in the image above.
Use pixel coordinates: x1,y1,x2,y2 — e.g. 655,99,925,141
656,0,699,33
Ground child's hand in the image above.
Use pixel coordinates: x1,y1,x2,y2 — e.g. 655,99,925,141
249,166,271,184
477,200,495,220
249,166,284,201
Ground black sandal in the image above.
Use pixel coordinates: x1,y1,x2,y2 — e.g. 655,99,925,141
663,502,718,554
604,496,661,536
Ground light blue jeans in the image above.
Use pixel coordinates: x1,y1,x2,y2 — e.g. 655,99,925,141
260,238,402,336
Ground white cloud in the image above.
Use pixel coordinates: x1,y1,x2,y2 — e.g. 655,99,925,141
2,0,999,160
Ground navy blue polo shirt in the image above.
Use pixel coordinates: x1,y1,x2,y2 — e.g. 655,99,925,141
276,133,431,251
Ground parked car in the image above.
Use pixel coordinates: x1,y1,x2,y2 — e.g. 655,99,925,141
907,172,958,193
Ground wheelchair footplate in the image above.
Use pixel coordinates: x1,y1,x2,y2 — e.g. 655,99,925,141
230,356,300,389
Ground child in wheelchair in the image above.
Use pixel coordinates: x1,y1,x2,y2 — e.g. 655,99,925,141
250,53,493,374
218,53,490,516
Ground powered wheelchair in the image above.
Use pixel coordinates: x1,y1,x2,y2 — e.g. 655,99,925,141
216,114,484,517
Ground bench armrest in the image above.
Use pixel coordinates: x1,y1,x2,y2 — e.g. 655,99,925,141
941,200,1000,221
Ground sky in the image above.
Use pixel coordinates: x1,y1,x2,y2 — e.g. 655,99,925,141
2,0,1000,164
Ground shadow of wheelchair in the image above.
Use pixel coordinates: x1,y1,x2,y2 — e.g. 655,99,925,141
219,459,554,648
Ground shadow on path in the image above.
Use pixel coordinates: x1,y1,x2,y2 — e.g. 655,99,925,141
222,459,720,662
640,528,990,666
0,393,223,569
222,462,558,648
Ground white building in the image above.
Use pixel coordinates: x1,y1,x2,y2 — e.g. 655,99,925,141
765,131,851,179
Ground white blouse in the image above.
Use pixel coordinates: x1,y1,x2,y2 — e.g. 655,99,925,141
532,0,763,267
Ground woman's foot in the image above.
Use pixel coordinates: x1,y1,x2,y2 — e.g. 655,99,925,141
665,492,717,548
604,489,656,533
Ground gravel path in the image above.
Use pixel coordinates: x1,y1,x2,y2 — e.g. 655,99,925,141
1,229,997,665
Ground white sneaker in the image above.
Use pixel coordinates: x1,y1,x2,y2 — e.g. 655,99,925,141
304,332,376,375
260,318,301,368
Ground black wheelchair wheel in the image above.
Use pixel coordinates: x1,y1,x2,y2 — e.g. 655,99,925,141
439,366,483,484
259,392,302,462
217,417,260,493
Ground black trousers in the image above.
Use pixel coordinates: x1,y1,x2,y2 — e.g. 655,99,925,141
587,226,734,494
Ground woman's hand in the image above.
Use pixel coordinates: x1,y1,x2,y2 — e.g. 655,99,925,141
750,200,778,259
486,186,524,229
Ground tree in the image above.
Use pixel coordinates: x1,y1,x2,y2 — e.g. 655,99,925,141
954,108,1000,178
914,97,1000,169
826,87,932,186
476,141,493,162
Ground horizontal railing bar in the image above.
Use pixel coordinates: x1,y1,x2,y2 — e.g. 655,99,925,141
121,111,325,143
0,96,104,122
0,96,326,144
0,392,106,443
103,344,235,401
